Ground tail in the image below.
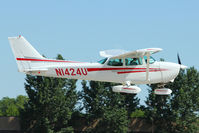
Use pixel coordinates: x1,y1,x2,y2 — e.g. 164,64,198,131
8,36,45,72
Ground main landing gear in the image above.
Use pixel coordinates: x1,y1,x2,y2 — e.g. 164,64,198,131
112,82,172,95
154,84,172,95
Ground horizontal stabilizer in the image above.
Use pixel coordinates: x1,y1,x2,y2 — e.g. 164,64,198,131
24,68,48,72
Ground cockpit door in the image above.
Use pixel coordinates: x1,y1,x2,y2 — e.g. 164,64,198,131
123,57,147,83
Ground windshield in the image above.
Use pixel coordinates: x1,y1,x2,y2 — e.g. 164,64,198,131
144,56,156,64
97,58,108,64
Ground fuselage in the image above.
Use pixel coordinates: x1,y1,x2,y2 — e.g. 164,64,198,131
25,57,181,85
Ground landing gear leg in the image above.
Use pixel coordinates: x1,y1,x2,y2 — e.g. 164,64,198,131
157,83,166,88
125,81,131,87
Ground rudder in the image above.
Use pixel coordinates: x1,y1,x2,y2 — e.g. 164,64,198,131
8,36,44,72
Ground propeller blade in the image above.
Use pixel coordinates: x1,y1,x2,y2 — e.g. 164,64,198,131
177,53,187,69
177,53,181,65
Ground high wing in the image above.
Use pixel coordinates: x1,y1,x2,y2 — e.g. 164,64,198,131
100,48,162,59
100,48,163,82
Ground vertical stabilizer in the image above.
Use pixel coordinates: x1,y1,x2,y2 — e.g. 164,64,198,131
8,36,44,72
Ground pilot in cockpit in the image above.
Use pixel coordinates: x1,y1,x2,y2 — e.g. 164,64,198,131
130,58,138,65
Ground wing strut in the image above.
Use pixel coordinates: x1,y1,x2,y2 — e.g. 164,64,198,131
146,52,150,81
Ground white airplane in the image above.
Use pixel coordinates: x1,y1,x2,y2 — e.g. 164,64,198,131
8,36,187,95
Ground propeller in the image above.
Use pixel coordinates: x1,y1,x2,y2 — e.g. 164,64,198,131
177,53,187,69
177,53,181,65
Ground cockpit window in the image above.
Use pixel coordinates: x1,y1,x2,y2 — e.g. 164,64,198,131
144,56,156,64
125,57,143,66
98,58,108,64
107,58,123,66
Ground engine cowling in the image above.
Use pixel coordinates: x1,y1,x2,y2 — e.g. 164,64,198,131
112,85,141,94
154,88,172,95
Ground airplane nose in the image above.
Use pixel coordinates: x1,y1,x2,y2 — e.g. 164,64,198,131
180,64,187,70
159,62,182,83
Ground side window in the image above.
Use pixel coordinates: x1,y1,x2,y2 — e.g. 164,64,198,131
107,59,123,66
144,56,156,64
125,57,143,66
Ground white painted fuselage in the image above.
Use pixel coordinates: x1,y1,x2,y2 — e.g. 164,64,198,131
21,57,181,85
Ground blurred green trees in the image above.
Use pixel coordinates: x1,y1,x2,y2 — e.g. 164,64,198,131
80,80,139,132
146,67,199,133
20,54,78,133
0,95,28,116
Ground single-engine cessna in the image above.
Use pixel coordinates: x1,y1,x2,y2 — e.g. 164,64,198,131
8,36,187,95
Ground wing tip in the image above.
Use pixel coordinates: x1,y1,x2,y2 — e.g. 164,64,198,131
8,35,24,40
146,48,163,51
